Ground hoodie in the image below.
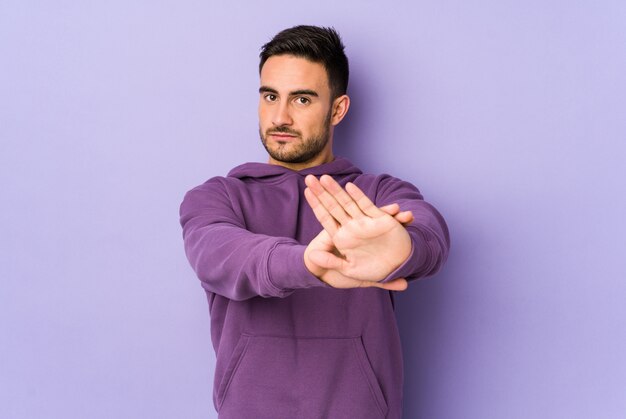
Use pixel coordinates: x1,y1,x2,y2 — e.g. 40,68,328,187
180,157,449,419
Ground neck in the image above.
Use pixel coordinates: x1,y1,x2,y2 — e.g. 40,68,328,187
268,148,334,172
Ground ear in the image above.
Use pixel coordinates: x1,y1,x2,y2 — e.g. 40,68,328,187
330,94,350,126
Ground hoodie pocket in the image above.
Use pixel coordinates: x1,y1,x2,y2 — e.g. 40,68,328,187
216,334,388,418
216,334,251,410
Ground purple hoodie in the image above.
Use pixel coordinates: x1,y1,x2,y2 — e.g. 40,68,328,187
180,157,449,419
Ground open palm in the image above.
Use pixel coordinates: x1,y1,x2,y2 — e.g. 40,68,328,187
303,175,412,284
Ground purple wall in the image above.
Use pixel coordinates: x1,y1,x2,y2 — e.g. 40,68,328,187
2,2,625,418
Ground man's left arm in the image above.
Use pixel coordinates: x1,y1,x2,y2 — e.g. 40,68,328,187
373,174,450,282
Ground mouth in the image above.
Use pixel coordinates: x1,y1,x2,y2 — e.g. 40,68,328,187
268,132,299,141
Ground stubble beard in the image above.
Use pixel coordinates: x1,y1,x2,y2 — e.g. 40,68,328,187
259,111,332,164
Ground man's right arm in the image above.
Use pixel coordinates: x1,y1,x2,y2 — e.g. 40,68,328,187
179,178,327,301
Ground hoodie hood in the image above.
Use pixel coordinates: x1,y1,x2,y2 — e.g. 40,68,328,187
227,157,362,180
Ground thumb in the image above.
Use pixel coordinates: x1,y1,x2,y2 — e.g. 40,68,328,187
308,249,347,271
380,204,413,225
379,203,400,216
395,210,414,225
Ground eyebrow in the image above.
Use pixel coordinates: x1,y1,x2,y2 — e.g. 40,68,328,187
259,86,319,97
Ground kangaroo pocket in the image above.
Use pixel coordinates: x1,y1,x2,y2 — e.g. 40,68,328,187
217,334,388,419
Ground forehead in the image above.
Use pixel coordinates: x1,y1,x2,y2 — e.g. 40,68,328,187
260,55,330,93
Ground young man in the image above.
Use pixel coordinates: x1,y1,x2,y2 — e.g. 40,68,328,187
180,25,449,419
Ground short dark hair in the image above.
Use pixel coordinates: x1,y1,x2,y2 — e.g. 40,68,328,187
259,25,349,99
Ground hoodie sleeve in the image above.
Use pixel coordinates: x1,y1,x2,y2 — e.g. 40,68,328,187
374,175,450,282
179,178,326,301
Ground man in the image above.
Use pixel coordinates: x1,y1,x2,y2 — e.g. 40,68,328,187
180,25,449,419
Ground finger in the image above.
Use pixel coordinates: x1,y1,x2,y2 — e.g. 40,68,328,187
304,187,338,236
305,175,351,225
321,271,408,291
321,270,364,289
345,182,385,218
360,278,408,292
319,175,364,219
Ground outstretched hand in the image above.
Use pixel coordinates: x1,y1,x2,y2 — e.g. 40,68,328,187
303,175,413,291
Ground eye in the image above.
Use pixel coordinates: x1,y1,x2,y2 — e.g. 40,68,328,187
264,94,277,102
295,97,310,105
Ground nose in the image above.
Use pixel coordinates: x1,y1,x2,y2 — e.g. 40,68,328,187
272,101,293,126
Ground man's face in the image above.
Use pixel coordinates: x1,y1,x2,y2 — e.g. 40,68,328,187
258,55,335,166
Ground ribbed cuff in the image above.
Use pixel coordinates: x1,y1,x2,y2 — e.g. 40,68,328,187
267,242,329,292
379,230,427,283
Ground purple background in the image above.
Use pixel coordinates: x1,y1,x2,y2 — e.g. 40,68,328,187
2,2,625,418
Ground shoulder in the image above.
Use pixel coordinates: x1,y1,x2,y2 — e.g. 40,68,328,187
351,172,423,203
180,175,246,215
182,175,232,200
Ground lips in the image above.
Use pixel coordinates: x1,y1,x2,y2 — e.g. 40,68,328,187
268,131,299,141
